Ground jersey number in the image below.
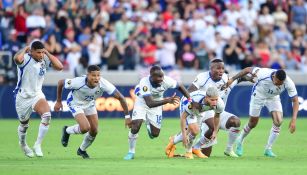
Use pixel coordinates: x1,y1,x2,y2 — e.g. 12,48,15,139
156,115,162,125
84,95,94,101
267,89,274,94
39,67,45,76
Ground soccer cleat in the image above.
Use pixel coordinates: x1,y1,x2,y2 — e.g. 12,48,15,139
165,136,176,158
124,152,135,160
184,152,194,159
264,149,277,157
77,147,90,159
61,126,70,147
20,143,34,158
192,148,208,158
224,150,239,158
236,141,243,157
33,144,43,157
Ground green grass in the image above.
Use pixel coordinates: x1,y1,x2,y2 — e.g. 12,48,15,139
0,118,307,175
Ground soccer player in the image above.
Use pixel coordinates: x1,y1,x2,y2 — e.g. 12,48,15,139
54,65,131,159
123,65,193,160
166,59,246,158
167,87,224,159
13,41,63,157
224,67,298,157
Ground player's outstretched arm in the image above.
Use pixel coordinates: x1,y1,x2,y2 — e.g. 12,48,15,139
14,46,30,65
177,83,191,99
289,96,299,133
143,93,180,108
113,90,131,128
44,49,63,71
222,67,254,90
54,79,65,112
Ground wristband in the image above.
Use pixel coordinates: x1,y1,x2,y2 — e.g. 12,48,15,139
125,115,130,119
187,97,192,102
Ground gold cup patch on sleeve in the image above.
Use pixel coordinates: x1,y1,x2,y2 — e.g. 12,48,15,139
143,86,148,92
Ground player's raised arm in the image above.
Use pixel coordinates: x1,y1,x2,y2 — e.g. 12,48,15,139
113,89,131,128
44,49,63,71
289,96,299,133
13,46,30,65
177,83,192,99
54,79,65,112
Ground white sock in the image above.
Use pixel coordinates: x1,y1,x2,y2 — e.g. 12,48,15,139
35,123,49,145
226,127,240,152
128,131,138,154
193,136,210,149
238,124,252,144
186,133,196,153
265,124,280,150
18,124,29,146
80,133,96,151
173,132,183,144
66,124,81,134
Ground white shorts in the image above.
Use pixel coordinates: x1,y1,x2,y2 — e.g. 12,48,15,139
200,111,236,134
249,96,283,117
132,105,163,129
185,110,215,126
68,105,97,117
15,92,45,122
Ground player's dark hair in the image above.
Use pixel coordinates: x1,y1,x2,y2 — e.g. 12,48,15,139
31,41,44,50
210,59,223,64
150,65,162,74
275,69,286,81
87,65,100,72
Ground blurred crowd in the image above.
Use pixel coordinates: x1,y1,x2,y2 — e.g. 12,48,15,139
0,0,306,84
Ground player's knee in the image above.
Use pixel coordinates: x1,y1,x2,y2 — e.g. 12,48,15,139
130,126,140,135
41,112,51,126
80,126,90,134
89,128,98,136
228,117,241,128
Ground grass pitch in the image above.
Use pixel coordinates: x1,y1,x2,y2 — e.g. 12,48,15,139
0,118,306,175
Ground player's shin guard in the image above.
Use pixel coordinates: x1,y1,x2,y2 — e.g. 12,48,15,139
128,131,138,154
226,127,240,152
186,133,196,153
265,124,280,150
80,133,96,151
66,124,82,134
18,123,29,145
238,124,251,144
193,136,210,149
35,112,51,145
173,132,183,144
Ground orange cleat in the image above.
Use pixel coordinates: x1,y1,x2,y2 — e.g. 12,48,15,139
192,148,208,158
165,136,176,158
184,152,194,159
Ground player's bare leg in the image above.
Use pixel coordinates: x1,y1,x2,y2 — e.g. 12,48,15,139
264,111,282,157
236,116,259,156
33,99,51,157
124,119,143,160
77,114,98,159
18,119,34,158
224,116,240,157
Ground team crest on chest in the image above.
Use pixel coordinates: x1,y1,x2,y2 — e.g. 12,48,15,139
143,86,148,92
67,80,72,85
188,104,192,109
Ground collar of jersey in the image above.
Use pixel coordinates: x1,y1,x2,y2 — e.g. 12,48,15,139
209,72,221,82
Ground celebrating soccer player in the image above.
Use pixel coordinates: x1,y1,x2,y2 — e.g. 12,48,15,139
14,41,63,157
54,65,131,159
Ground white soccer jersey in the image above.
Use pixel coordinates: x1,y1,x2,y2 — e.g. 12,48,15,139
251,67,297,99
14,53,51,98
134,76,178,107
65,76,116,109
180,90,224,117
192,72,237,104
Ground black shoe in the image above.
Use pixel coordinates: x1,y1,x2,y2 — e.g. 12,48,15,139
77,147,90,159
61,126,70,147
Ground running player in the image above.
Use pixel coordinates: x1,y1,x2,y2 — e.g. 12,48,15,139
224,67,298,157
14,41,63,157
123,65,193,160
54,65,130,159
